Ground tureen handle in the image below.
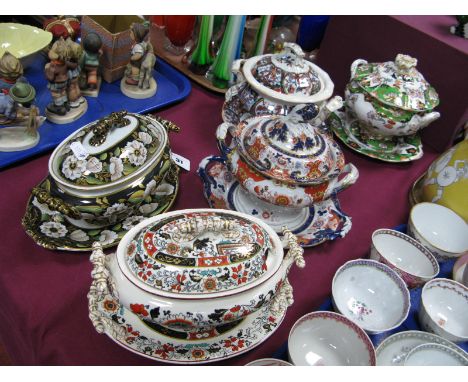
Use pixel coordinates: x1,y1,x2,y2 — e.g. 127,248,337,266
147,115,181,133
171,215,240,242
329,163,359,196
350,59,368,79
282,227,305,269
216,122,236,158
282,42,305,58
232,59,246,84
311,95,343,125
87,243,126,340
31,187,82,219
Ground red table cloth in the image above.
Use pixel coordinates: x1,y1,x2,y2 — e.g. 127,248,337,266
0,81,442,365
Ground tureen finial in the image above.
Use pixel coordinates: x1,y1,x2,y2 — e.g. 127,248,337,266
283,42,305,58
395,54,418,74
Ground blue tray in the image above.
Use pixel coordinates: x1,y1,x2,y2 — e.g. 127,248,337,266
0,53,191,169
272,224,468,360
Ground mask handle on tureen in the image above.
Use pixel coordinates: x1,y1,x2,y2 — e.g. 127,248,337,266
216,122,237,158
270,227,305,317
350,59,368,79
88,243,127,340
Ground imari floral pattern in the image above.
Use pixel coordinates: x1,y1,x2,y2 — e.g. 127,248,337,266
232,115,343,185
198,156,352,248
352,55,439,112
125,211,273,294
329,111,423,163
251,55,321,96
57,114,163,187
22,166,179,251
222,82,319,125
92,284,283,364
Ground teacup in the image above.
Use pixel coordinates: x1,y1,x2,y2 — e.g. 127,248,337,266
418,278,468,343
370,229,439,288
408,203,468,261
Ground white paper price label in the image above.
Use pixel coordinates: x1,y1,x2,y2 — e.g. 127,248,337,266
171,152,190,172
70,141,89,160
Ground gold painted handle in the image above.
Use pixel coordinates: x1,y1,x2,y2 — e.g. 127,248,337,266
89,111,130,146
152,116,181,133
31,187,81,219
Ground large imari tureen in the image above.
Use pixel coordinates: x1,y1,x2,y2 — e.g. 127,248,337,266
22,112,180,251
88,209,305,363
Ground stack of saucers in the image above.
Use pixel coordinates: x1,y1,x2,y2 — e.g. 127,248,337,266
22,111,180,251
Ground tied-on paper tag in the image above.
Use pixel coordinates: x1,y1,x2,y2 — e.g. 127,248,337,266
70,142,89,160
171,152,190,172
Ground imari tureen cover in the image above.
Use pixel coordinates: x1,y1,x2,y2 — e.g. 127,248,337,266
352,54,439,112
124,211,275,295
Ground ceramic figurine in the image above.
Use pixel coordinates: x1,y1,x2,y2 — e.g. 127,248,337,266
0,51,24,93
121,22,157,99
65,38,87,110
331,54,440,162
79,32,103,97
450,16,468,38
0,81,45,152
44,37,87,124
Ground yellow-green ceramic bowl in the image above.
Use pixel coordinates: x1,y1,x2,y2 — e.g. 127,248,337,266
0,23,52,59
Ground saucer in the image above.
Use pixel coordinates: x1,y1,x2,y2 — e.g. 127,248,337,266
329,111,423,163
22,168,179,252
376,330,468,366
198,156,352,247
89,278,285,364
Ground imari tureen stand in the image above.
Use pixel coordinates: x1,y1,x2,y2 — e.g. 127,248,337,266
22,112,181,251
88,209,305,364
332,54,440,162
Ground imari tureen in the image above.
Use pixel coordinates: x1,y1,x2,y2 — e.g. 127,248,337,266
345,54,440,138
217,110,358,208
88,209,305,363
22,111,180,251
222,43,341,125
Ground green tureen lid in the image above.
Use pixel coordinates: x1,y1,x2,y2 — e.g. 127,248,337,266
352,54,439,112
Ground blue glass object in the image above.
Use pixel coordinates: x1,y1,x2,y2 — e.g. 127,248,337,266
296,16,330,51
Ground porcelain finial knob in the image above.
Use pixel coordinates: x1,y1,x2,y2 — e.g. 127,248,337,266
395,54,418,73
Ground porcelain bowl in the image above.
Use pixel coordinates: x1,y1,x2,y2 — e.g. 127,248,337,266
245,358,293,366
404,343,468,366
418,278,468,343
332,259,410,334
287,311,376,366
408,203,468,261
0,23,52,60
370,229,439,288
90,209,305,339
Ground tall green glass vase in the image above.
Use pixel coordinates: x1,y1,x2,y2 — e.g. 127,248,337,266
189,15,214,75
208,15,246,89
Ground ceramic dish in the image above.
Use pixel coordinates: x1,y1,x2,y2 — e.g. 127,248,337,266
408,203,468,261
375,330,468,366
404,343,468,366
345,54,439,138
88,209,305,358
330,111,423,163
88,283,285,364
198,156,352,247
0,23,52,60
245,358,293,366
370,229,439,288
419,278,468,343
22,166,179,251
287,311,376,366
332,259,410,334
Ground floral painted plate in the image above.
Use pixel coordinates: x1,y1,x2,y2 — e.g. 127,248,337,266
330,111,423,163
198,156,352,247
375,330,468,366
89,272,285,364
22,167,179,252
